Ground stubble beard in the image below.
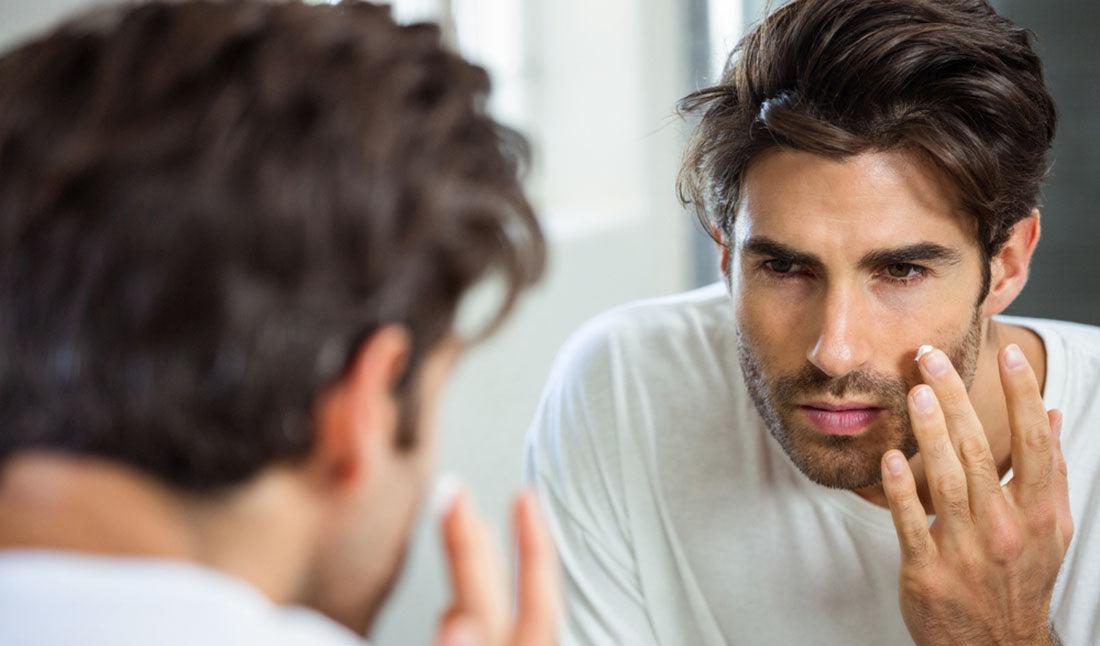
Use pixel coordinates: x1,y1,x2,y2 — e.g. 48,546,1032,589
738,309,983,490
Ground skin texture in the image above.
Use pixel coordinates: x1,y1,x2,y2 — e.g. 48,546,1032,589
730,149,1068,644
0,327,561,645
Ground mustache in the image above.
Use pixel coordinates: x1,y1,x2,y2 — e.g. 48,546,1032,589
772,363,910,405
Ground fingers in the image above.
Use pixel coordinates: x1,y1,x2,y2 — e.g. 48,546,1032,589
999,344,1055,509
907,382,972,528
1048,410,1074,550
441,488,509,642
439,486,562,646
510,490,560,646
917,349,1005,521
882,450,936,568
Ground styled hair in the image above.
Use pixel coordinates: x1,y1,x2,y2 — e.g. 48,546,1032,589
678,0,1056,288
0,1,545,490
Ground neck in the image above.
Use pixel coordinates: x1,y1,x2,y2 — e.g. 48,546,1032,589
0,452,321,605
856,319,1047,512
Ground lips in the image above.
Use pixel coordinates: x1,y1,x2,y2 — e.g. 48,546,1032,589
799,402,884,435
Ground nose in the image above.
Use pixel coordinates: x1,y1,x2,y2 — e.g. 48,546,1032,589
806,285,874,378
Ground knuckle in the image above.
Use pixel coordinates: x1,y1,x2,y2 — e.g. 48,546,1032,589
901,567,942,601
985,517,1023,563
1024,422,1052,453
957,435,989,468
934,473,967,502
901,521,927,546
1027,501,1057,534
954,543,984,577
1024,459,1054,489
945,498,971,521
888,483,917,510
927,437,952,460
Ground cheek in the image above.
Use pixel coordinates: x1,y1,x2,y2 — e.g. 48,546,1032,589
881,304,978,379
735,284,811,368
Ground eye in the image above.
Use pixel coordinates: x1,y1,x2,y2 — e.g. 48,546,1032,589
885,263,920,278
764,259,799,274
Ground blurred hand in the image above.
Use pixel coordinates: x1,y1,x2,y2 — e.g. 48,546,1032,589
436,488,561,646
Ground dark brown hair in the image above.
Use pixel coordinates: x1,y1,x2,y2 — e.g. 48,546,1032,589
679,0,1056,290
0,1,544,490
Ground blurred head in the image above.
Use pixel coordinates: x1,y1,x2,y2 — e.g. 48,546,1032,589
0,0,543,631
678,0,1053,488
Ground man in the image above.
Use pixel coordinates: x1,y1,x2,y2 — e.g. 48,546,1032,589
0,2,558,645
525,0,1099,644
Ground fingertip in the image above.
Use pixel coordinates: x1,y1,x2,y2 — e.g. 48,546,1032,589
1049,409,1064,439
909,384,937,414
434,472,466,522
884,450,908,477
1001,343,1028,372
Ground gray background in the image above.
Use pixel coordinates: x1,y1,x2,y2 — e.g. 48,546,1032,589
993,0,1100,325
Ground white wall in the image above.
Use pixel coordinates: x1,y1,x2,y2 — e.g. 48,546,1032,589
0,0,97,52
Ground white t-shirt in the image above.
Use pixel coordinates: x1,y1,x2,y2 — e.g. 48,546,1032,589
524,283,1100,646
0,550,369,646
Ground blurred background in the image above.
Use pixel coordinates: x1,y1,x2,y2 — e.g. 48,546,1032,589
0,0,1095,644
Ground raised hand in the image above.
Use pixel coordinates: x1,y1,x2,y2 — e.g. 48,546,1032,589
436,488,561,646
881,344,1072,646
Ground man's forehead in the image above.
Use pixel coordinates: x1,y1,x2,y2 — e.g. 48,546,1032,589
733,148,980,258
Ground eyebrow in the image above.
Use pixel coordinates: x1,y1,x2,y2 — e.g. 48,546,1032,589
740,235,964,270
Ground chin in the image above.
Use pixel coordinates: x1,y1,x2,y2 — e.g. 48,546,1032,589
771,417,919,490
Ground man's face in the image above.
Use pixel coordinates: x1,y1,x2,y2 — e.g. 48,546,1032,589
731,149,986,490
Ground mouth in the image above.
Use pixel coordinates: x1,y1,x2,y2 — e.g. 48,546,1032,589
798,401,885,436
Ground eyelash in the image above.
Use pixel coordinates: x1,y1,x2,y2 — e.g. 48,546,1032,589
760,260,928,286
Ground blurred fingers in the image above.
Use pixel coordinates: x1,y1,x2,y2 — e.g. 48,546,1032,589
510,490,561,646
441,487,509,641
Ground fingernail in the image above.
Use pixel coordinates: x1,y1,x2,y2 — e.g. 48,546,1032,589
1052,410,1064,439
922,350,949,377
432,472,463,519
886,452,906,475
1004,343,1026,371
912,385,936,412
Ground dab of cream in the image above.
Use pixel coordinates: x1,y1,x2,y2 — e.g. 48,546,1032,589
915,344,934,361
431,472,463,518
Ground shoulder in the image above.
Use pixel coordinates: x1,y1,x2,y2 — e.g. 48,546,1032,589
525,283,741,483
1010,316,1100,348
999,315,1100,375
547,282,735,386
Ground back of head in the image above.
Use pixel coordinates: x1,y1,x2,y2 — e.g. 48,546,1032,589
0,1,544,491
679,0,1056,271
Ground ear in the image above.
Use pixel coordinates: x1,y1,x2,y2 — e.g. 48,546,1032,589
310,325,412,490
982,209,1041,317
715,225,731,276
